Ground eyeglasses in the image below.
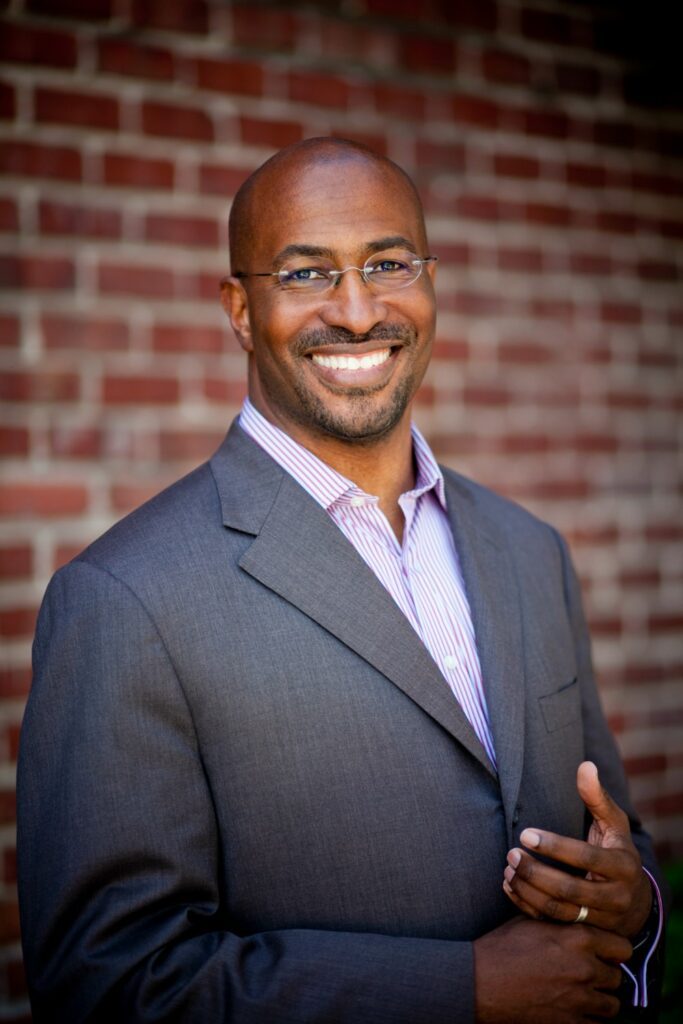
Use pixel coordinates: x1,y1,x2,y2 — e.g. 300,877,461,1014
233,251,438,295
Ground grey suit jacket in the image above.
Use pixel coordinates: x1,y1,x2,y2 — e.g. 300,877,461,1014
18,421,659,1022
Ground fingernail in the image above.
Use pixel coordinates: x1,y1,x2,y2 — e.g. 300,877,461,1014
503,879,513,895
521,829,540,848
504,865,515,883
508,848,521,867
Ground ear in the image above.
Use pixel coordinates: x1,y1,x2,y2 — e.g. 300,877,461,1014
220,277,253,353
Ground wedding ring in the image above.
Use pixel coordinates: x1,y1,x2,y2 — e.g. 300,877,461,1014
574,905,589,924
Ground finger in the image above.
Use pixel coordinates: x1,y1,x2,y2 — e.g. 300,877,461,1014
507,849,629,916
586,990,621,1019
593,962,624,992
518,828,632,878
502,876,543,919
504,862,598,924
577,761,628,834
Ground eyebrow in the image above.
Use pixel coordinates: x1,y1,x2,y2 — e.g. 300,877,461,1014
271,236,418,268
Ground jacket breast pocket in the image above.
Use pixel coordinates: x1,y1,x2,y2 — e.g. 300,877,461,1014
539,677,579,733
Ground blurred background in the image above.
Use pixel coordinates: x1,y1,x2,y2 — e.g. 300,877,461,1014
0,0,681,1018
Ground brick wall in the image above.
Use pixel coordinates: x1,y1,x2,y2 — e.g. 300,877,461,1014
1,0,681,1016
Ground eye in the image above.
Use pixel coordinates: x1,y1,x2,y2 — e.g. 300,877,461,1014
366,255,416,277
280,266,330,287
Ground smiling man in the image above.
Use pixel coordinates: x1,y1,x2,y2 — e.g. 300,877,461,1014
19,138,663,1023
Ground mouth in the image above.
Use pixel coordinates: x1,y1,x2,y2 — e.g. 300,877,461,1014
311,348,391,372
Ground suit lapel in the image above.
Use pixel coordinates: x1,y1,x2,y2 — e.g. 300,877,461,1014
211,424,494,775
443,472,527,834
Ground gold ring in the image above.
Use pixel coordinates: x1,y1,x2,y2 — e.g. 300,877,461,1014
574,905,589,924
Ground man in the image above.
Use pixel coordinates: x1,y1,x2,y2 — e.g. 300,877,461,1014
18,138,664,1022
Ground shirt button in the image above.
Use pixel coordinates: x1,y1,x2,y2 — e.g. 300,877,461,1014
443,654,458,670
350,496,365,507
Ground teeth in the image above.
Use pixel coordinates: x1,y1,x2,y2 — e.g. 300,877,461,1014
312,349,391,371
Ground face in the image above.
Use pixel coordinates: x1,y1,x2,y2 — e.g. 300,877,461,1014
223,155,437,450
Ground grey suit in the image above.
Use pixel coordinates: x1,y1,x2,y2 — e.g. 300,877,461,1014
18,421,659,1022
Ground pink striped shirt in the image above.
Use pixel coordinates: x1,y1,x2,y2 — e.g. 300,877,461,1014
239,398,496,768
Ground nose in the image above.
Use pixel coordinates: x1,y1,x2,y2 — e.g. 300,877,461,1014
318,268,387,336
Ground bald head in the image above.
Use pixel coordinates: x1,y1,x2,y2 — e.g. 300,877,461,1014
228,137,425,274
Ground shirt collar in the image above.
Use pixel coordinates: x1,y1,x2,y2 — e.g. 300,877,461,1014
238,397,447,512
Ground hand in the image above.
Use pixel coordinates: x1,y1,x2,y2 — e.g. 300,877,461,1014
474,915,632,1023
503,761,652,937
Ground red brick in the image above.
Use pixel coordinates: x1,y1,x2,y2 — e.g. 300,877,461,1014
195,55,262,97
648,614,683,634
131,0,208,34
4,847,16,885
103,375,180,405
498,340,552,363
637,260,678,282
594,120,635,149
399,34,456,75
0,544,32,579
0,80,15,120
573,252,614,276
416,139,465,170
42,313,129,351
103,152,174,190
637,348,677,369
374,83,425,120
7,956,26,1000
596,210,637,234
98,38,173,80
202,377,247,404
631,170,680,197
624,754,668,776
145,213,219,248
0,481,88,517
456,195,503,222
199,162,249,197
160,429,224,461
39,199,121,239
287,71,349,109
231,4,296,51
434,0,497,31
572,433,618,454
240,116,303,149
152,324,224,353
451,93,500,129
0,22,77,68
7,722,20,763
35,86,119,131
556,63,600,97
463,385,510,407
523,109,570,139
0,255,75,291
601,302,642,325
529,298,574,321
0,900,20,943
0,606,38,638
498,248,544,273
0,141,82,182
142,101,213,142
0,426,29,456
525,202,571,228
98,263,174,299
494,153,540,179
607,391,650,410
0,196,18,231
0,369,79,403
53,545,80,571
27,0,112,17
567,161,606,188
619,568,661,588
50,425,102,459
0,666,31,697
482,49,531,86
110,480,168,513
0,313,19,347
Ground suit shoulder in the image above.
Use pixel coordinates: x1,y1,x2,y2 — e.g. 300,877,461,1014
441,464,560,547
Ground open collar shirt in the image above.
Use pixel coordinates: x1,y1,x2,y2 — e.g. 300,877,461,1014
239,397,496,769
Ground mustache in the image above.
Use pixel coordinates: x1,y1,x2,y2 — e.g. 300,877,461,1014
294,323,416,356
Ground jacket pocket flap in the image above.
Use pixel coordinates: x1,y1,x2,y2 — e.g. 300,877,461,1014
539,678,579,733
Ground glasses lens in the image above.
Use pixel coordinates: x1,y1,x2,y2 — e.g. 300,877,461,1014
365,252,421,290
278,265,332,291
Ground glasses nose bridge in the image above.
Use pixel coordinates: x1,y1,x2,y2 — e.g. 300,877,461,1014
330,264,372,290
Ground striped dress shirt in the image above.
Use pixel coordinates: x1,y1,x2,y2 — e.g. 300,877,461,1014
239,398,496,768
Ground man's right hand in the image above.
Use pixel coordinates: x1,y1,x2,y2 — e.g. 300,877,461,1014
473,916,632,1023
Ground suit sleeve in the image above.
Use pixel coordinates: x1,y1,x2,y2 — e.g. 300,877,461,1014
18,560,474,1024
553,529,668,1019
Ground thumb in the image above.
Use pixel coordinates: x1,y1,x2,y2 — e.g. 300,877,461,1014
577,761,626,832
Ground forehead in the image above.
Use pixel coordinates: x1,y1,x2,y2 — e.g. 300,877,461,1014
249,157,427,264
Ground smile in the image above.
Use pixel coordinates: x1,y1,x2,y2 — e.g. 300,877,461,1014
311,349,391,371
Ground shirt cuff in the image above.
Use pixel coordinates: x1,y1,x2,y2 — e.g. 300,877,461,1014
620,867,664,1008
